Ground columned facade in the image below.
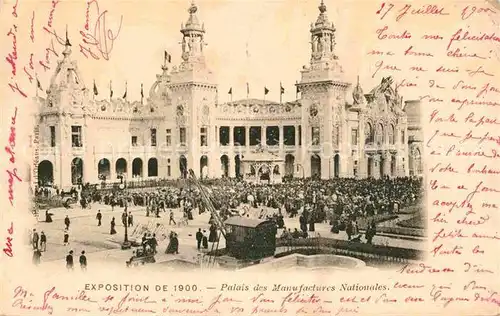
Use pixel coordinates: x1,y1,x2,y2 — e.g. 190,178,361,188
32,1,420,189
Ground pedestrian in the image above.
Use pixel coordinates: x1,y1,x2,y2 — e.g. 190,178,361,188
121,211,127,226
64,215,71,230
151,234,158,254
40,231,47,252
196,228,203,250
96,210,102,226
208,223,217,243
110,217,117,235
32,229,39,250
63,228,69,246
66,250,74,271
202,230,208,249
169,210,176,226
32,249,42,266
128,212,134,227
79,251,87,271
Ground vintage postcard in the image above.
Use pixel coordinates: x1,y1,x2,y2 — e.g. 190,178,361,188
0,0,499,315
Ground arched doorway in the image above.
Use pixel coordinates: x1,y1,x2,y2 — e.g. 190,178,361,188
200,155,208,179
234,155,241,177
116,158,127,179
98,158,111,181
410,148,422,176
273,165,280,175
38,160,53,186
334,154,340,178
132,158,143,177
220,155,229,177
71,158,83,185
148,158,158,177
285,154,294,177
367,156,373,178
259,165,270,182
179,155,188,178
391,155,396,176
379,155,385,178
311,154,321,178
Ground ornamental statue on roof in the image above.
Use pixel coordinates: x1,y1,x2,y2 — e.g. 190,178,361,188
352,76,366,105
180,1,206,63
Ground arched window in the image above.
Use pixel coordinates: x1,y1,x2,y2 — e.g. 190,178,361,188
365,122,374,144
389,124,395,144
376,123,385,145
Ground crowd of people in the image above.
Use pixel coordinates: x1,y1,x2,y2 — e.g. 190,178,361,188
32,175,423,267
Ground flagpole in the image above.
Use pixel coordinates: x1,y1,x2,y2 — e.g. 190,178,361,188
141,83,144,105
93,80,95,100
295,80,299,100
110,80,112,101
280,82,282,104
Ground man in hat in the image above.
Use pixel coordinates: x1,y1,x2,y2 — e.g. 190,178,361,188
96,210,102,226
196,228,203,250
79,250,87,271
32,229,39,250
40,231,47,252
64,215,71,230
66,250,74,271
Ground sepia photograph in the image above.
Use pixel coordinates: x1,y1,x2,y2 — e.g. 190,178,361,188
28,0,425,273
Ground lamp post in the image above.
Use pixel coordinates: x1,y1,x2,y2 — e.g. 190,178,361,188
121,201,132,250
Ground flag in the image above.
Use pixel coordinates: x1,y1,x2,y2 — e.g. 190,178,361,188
228,87,232,95
93,80,98,95
164,51,172,64
264,87,269,95
123,82,128,99
36,78,42,91
141,83,144,99
110,80,113,98
280,82,285,94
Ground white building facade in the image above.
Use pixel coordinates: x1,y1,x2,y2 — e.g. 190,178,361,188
32,1,423,189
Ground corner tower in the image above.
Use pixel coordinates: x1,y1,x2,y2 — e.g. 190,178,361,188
297,0,350,179
169,1,218,179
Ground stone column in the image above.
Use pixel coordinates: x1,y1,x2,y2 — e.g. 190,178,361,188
373,154,381,179
279,125,284,147
229,158,235,178
295,125,299,146
245,126,250,149
229,126,234,147
261,126,266,146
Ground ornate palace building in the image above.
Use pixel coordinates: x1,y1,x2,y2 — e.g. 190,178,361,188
32,0,423,188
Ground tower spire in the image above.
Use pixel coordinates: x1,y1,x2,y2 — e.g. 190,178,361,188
309,0,337,67
180,0,206,63
62,25,72,57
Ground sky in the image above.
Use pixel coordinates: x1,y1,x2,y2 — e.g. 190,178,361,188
0,0,387,106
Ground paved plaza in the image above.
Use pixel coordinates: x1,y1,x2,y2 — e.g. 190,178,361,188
30,201,425,271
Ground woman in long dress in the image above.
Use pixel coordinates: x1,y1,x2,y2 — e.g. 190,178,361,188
166,232,179,254
63,229,69,246
208,223,217,243
110,217,117,235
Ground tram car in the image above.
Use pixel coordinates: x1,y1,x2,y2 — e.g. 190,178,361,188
224,217,277,260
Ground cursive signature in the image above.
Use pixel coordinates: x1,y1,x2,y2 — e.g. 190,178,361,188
3,222,14,257
79,0,123,60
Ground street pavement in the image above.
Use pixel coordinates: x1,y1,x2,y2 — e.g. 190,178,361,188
30,202,425,270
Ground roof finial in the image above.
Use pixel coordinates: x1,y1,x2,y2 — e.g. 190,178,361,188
319,0,327,13
65,24,71,47
357,75,360,85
